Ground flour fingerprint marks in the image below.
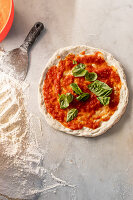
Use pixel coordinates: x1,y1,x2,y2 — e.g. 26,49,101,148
0,97,12,113
0,75,28,138
0,103,19,124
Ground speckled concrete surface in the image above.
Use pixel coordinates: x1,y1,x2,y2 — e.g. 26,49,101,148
1,0,133,199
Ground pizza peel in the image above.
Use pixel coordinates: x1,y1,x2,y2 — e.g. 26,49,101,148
0,22,44,81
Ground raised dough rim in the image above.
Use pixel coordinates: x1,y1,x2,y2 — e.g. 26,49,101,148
38,45,129,137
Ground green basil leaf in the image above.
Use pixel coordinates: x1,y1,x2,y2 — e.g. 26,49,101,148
97,96,110,106
76,93,90,102
73,60,77,64
85,72,97,81
72,63,86,77
59,93,73,109
73,69,87,77
102,89,112,97
67,108,78,122
66,93,73,103
70,83,82,95
59,94,69,109
74,63,85,69
88,80,112,97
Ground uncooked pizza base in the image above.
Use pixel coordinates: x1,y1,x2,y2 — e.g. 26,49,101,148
38,45,128,137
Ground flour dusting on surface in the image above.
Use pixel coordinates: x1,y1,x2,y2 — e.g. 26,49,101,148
0,70,76,199
0,73,45,199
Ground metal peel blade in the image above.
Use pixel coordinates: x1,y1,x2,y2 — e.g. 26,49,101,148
0,22,44,81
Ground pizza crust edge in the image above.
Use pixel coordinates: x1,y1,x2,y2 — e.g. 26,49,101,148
38,45,129,137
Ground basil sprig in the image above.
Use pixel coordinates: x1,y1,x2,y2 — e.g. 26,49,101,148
71,83,90,102
85,72,97,82
72,63,87,77
76,93,90,102
67,108,78,122
66,93,73,103
97,96,110,106
88,80,112,105
88,80,112,97
72,63,98,81
70,83,82,95
59,93,73,109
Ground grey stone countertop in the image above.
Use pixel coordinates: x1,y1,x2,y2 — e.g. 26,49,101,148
1,0,133,199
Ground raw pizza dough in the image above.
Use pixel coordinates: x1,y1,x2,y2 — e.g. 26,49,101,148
39,45,128,137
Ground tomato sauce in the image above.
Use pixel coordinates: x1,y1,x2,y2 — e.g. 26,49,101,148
43,52,121,130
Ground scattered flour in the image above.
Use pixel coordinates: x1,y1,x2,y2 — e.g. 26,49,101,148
0,73,46,199
0,72,76,199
